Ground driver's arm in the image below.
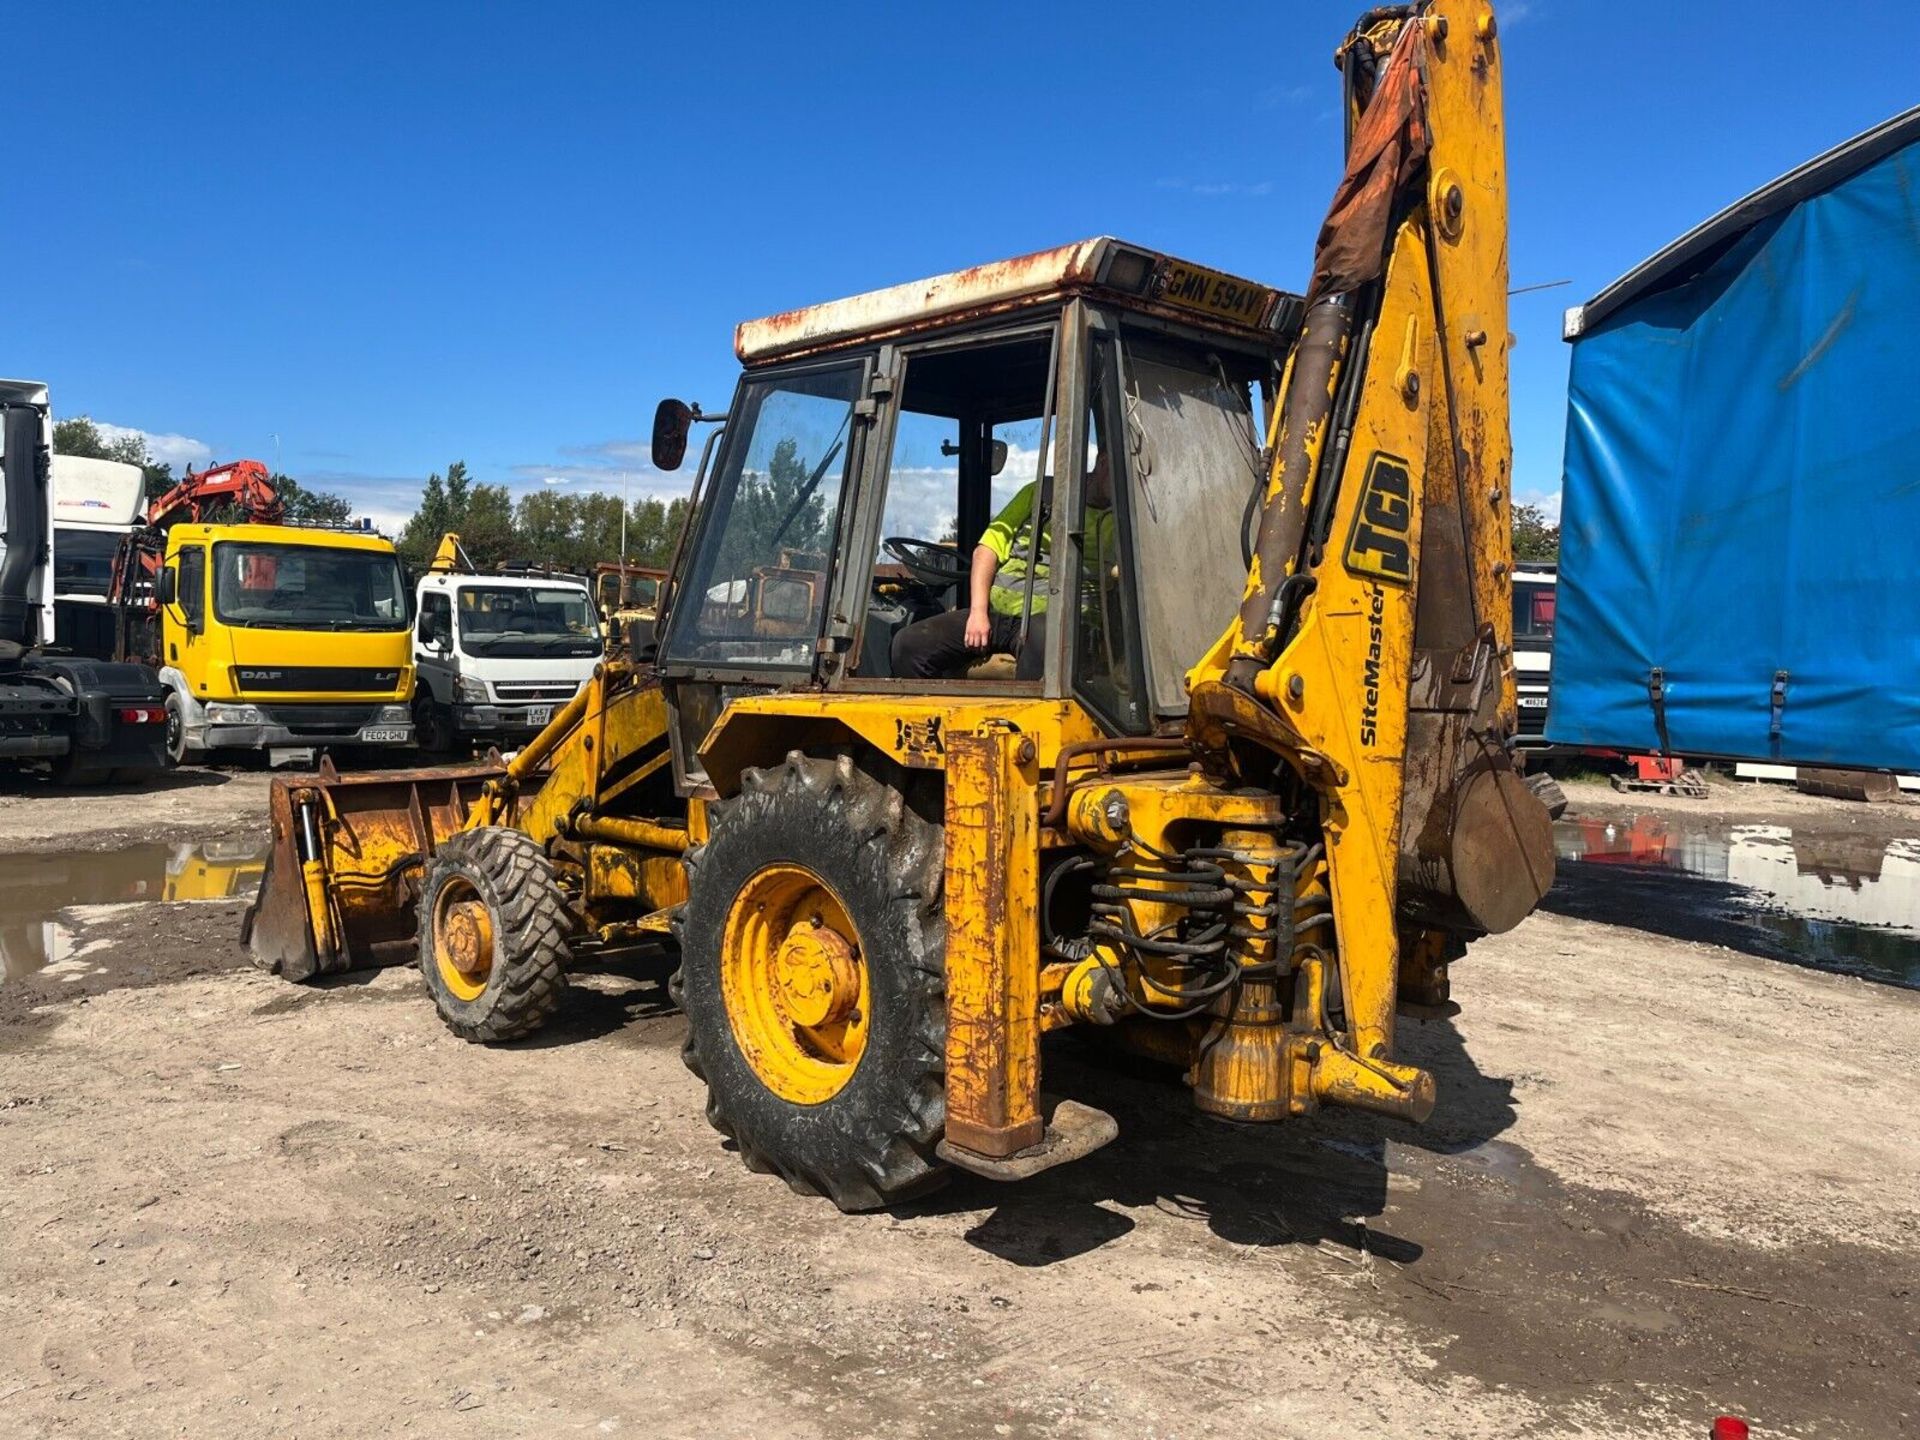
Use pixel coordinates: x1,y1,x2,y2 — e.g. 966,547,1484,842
965,543,1000,648
967,481,1033,649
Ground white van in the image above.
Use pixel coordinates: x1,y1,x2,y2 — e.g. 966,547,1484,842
411,571,601,752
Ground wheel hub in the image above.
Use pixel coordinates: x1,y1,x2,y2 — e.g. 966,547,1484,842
773,919,859,1029
720,864,870,1105
443,899,494,977
432,877,497,1002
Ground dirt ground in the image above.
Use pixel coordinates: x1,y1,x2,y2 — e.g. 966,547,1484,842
2,773,1917,1438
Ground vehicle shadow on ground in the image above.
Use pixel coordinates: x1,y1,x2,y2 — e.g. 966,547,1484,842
0,764,234,799
508,949,680,1049
905,1014,1517,1270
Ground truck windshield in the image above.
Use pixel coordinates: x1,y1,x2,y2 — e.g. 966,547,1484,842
1512,580,1556,644
457,585,600,656
53,527,122,598
212,542,409,631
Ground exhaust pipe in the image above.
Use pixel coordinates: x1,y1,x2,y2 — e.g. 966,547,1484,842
0,403,49,651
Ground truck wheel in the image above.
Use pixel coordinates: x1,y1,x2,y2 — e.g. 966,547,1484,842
413,695,454,754
164,694,190,767
418,827,571,1043
676,751,947,1212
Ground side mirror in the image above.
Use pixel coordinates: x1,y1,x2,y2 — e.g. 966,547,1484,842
990,439,1009,476
652,399,694,472
156,567,177,607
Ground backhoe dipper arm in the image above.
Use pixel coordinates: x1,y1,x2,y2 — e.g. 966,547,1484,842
1187,0,1550,1093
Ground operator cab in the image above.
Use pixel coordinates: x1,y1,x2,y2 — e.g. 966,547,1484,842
653,238,1298,780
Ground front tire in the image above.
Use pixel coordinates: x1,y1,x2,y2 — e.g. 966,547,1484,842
164,694,190,767
413,694,455,755
676,751,946,1211
418,827,572,1042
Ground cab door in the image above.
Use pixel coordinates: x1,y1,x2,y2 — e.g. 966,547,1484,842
655,354,875,788
167,543,208,688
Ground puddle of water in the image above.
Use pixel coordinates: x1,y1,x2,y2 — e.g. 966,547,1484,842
0,839,267,984
1552,814,1920,988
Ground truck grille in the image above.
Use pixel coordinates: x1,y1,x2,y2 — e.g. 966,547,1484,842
233,667,404,692
493,683,579,703
260,705,381,734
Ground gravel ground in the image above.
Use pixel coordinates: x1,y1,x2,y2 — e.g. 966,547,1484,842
1,771,1916,1438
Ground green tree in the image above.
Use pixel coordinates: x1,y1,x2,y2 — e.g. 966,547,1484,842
715,437,826,578
398,461,514,568
269,473,353,525
1512,502,1559,563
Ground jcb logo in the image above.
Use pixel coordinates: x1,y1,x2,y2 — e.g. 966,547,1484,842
1343,452,1414,586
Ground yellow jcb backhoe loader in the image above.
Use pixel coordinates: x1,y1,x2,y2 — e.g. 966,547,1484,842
244,0,1553,1211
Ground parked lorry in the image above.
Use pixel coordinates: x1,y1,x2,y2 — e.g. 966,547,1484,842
108,462,416,765
411,534,601,753
1553,106,1920,774
0,381,169,783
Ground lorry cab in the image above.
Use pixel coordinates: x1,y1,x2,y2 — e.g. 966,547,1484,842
154,521,414,764
1511,562,1557,749
653,236,1297,789
50,453,145,660
411,570,601,753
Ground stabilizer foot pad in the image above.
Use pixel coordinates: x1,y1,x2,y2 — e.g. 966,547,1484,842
937,1097,1118,1182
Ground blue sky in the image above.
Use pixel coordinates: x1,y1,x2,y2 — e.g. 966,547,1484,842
12,1,1918,529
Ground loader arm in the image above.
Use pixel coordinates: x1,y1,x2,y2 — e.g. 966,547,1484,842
1186,0,1551,1082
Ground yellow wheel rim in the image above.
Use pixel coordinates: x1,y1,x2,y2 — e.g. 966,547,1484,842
432,875,496,1003
720,864,870,1105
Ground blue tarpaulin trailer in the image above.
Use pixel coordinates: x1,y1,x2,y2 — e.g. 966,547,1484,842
1549,107,1920,773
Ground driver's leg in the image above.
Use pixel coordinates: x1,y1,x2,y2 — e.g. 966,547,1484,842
890,609,976,678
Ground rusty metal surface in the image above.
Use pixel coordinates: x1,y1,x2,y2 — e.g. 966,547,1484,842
733,238,1293,366
736,239,1108,364
244,760,506,980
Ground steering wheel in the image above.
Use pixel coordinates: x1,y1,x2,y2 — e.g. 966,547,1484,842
882,537,968,590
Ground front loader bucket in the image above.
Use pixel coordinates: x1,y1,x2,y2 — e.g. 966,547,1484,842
242,757,508,981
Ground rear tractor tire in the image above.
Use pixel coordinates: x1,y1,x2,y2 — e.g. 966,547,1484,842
418,827,571,1042
675,751,947,1212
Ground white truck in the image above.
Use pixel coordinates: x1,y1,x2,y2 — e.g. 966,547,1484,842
410,561,602,753
0,380,168,783
50,452,145,660
1511,561,1556,750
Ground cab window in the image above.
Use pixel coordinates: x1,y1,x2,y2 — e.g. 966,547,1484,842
418,590,452,646
176,546,206,631
663,363,862,669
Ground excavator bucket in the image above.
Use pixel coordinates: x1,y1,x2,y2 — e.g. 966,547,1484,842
242,755,507,981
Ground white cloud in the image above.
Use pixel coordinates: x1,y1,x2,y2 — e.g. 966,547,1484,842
93,422,213,472
1516,487,1562,523
1155,178,1274,199
1502,1,1534,23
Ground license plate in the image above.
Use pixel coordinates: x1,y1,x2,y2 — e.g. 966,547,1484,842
527,706,554,727
1154,260,1276,327
1517,696,1548,709
360,727,409,743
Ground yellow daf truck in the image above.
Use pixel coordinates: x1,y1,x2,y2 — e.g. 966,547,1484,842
141,522,415,765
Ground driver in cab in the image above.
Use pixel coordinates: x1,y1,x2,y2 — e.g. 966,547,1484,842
891,453,1113,680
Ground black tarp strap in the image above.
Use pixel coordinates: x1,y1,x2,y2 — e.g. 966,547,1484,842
1770,669,1790,754
1646,667,1674,758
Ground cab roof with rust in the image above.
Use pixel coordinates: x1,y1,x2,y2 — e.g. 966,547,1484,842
734,237,1300,365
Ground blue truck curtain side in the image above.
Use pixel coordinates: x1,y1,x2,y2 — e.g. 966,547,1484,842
1549,132,1920,771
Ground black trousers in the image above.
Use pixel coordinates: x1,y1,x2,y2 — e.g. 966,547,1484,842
889,609,1046,680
